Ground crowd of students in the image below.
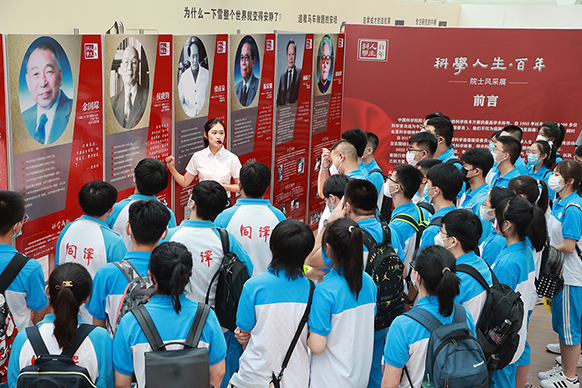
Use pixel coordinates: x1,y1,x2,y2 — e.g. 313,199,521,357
1,114,582,388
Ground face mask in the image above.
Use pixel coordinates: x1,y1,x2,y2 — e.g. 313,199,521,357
423,184,429,198
461,167,473,183
480,205,495,222
406,151,418,167
527,153,540,166
491,151,503,169
329,155,341,176
536,135,554,149
548,174,565,193
12,226,21,240
488,141,496,153
411,273,419,290
435,233,453,249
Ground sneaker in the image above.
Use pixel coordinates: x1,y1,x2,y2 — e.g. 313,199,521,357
548,340,562,354
555,354,582,368
540,372,580,388
539,365,564,380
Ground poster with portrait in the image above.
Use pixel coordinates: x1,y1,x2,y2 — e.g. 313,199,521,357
173,34,228,223
0,36,7,191
7,34,103,274
308,33,345,229
272,34,314,222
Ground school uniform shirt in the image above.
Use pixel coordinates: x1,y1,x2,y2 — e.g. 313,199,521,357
454,252,493,323
514,157,529,176
106,194,177,251
113,294,227,388
364,159,384,194
346,168,369,181
460,185,491,244
491,240,535,364
186,146,242,185
384,297,476,388
214,198,285,277
0,245,48,331
480,227,506,267
8,315,113,388
308,267,377,388
164,220,253,308
234,269,311,388
418,205,456,251
490,167,520,189
389,202,424,269
437,148,459,166
548,192,582,287
529,164,555,201
86,251,151,336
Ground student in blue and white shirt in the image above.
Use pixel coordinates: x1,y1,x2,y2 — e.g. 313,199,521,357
107,158,177,251
418,163,463,251
308,218,377,388
499,125,529,176
527,140,556,200
0,191,48,333
441,209,492,323
490,196,546,388
230,219,314,388
406,132,437,169
412,159,442,206
538,121,566,164
164,181,253,388
362,132,385,194
382,245,476,388
478,187,514,266
114,242,227,388
9,263,113,388
424,116,459,168
342,128,374,185
490,136,521,189
215,161,285,277
538,160,582,388
87,200,171,336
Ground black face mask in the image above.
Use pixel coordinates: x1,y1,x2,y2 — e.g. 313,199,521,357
461,167,472,183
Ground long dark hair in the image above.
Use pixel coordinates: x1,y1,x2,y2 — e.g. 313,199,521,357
203,118,225,148
414,245,460,317
149,242,193,313
322,218,364,298
495,196,547,252
509,175,549,213
532,140,556,170
48,263,92,349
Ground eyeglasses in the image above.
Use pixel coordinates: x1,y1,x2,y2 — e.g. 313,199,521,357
388,177,400,185
407,147,424,153
439,228,450,238
240,55,252,63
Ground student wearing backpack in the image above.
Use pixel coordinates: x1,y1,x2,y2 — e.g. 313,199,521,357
113,242,227,388
8,263,113,388
106,158,177,251
229,219,314,388
478,187,515,266
164,180,253,388
381,245,480,388
308,218,377,388
490,196,546,387
418,163,464,251
538,160,582,388
87,200,171,336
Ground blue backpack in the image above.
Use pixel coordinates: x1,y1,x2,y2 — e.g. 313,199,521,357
403,304,489,388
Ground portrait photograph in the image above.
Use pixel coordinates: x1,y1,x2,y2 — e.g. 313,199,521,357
316,35,334,95
233,35,261,108
177,36,209,117
276,35,304,107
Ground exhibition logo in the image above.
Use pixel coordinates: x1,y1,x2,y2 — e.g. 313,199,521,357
306,39,312,50
84,44,99,60
338,38,344,48
266,39,274,51
159,42,170,56
217,41,226,54
357,39,388,61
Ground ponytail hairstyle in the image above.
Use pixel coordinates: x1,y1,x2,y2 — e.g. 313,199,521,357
414,245,460,317
532,140,556,170
48,263,92,349
495,196,547,252
508,175,549,213
149,242,193,313
554,160,582,196
539,122,565,152
322,218,364,299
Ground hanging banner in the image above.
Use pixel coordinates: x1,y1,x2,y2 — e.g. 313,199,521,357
344,25,582,172
104,34,172,204
308,33,344,229
0,36,7,190
8,34,103,275
272,33,313,221
173,34,228,223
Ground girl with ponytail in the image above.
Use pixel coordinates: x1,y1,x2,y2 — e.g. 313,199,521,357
308,218,377,388
537,121,565,163
8,263,113,388
526,140,556,200
381,245,473,388
113,242,227,388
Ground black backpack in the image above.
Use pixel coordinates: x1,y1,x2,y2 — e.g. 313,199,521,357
456,264,524,371
132,304,211,388
536,238,564,299
417,201,435,216
205,228,250,331
361,223,406,331
17,324,97,388
391,205,428,258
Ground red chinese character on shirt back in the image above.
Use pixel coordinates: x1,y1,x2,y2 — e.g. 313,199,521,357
259,226,271,242
201,250,213,267
240,225,252,239
66,243,77,259
83,248,94,265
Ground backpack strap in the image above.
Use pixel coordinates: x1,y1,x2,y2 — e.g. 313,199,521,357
456,264,490,291
404,307,443,333
61,324,97,359
418,201,435,215
0,253,30,294
132,305,165,352
428,216,443,228
369,168,383,177
113,260,140,283
184,303,210,348
391,213,420,232
451,302,467,323
25,326,50,357
217,228,231,257
360,229,377,253
205,229,234,305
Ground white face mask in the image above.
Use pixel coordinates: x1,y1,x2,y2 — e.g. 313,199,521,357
480,205,495,222
536,135,554,149
329,155,341,176
548,174,565,193
434,233,453,249
406,151,418,167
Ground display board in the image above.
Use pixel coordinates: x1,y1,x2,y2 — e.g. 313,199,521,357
7,34,103,274
344,25,582,173
0,36,7,190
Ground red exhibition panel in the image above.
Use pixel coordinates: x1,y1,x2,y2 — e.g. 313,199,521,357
344,25,582,173
0,36,7,190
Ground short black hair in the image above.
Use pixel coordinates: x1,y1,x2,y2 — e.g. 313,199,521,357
286,40,296,55
496,136,521,165
191,180,228,221
576,145,582,157
393,164,423,199
409,132,438,156
135,158,169,196
240,161,271,198
366,132,379,153
424,112,450,122
500,125,523,141
25,41,61,72
426,163,463,201
343,179,377,215
342,128,368,158
78,180,118,217
426,117,454,147
441,209,482,253
240,36,257,59
323,175,351,199
490,187,515,209
460,148,494,177
417,159,442,176
129,200,171,245
269,219,315,280
0,191,25,235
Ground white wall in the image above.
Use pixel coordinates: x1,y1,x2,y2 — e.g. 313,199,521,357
459,4,582,28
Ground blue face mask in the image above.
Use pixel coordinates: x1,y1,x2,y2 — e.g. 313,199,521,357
489,141,496,153
423,184,429,199
492,151,501,168
527,153,540,166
